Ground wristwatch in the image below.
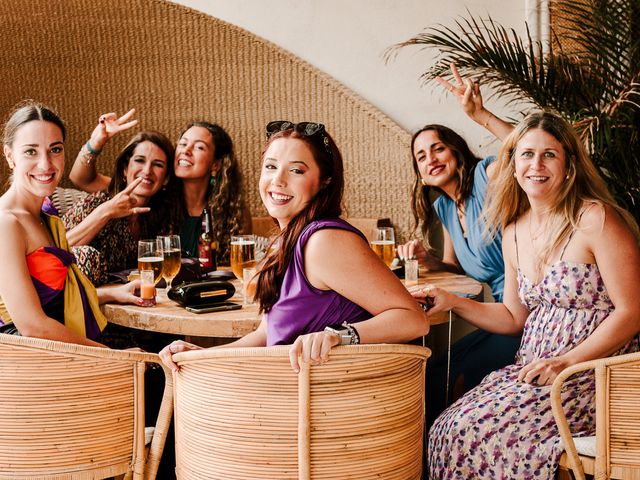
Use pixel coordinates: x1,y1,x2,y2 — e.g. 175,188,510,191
324,322,360,345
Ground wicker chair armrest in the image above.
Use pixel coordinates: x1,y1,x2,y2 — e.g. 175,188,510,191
551,351,640,480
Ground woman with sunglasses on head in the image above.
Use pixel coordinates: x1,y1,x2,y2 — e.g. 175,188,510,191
398,64,520,430
63,113,180,285
69,112,250,266
159,121,428,372
419,111,640,479
0,101,143,346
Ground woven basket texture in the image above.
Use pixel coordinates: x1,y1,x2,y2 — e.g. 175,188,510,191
0,0,415,241
0,333,172,479
172,344,430,480
553,351,640,480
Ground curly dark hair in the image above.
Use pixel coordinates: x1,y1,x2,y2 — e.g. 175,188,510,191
255,127,343,313
410,124,480,249
107,130,182,238
178,122,247,263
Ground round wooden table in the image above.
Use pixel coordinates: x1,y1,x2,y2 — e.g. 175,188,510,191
102,271,483,338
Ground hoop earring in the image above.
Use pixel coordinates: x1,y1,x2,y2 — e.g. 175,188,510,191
513,173,517,178
209,174,217,188
420,178,428,186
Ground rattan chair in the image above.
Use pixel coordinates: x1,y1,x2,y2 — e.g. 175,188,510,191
0,333,173,479
172,344,430,480
551,351,640,480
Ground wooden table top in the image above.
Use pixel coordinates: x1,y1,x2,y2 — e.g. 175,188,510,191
102,270,483,338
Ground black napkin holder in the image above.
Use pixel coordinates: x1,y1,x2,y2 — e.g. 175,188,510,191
168,280,235,307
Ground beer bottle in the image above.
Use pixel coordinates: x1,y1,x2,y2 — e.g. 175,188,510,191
198,209,218,272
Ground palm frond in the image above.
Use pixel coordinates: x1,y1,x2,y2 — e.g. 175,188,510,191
389,1,640,221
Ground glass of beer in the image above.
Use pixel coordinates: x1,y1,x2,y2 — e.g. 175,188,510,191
230,235,256,280
370,227,396,267
137,239,163,285
158,235,181,289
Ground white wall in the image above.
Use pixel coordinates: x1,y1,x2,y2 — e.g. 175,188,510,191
171,0,529,156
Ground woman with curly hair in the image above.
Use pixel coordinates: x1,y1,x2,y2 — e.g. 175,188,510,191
174,121,251,263
69,112,250,266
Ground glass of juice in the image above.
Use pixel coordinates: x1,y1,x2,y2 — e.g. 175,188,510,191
137,239,163,285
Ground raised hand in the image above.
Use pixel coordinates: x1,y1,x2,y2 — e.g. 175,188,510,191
89,108,139,152
435,63,484,121
102,177,151,219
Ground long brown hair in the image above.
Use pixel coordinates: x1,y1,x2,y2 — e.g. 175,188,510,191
255,128,344,313
107,130,182,238
178,122,246,263
484,111,639,271
410,125,480,249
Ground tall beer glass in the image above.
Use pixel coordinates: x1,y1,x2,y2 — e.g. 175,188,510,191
230,235,256,280
158,235,181,289
138,239,164,284
370,227,396,267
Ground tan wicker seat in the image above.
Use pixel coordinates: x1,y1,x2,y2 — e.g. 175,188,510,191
172,344,430,479
0,333,173,479
551,351,640,480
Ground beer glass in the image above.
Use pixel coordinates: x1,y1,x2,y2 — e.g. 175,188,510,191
158,235,181,289
137,239,163,285
243,266,258,306
370,227,396,267
230,235,256,280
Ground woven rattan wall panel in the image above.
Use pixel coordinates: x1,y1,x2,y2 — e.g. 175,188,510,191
0,0,414,241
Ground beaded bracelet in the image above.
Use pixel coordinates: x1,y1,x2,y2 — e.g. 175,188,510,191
85,140,101,156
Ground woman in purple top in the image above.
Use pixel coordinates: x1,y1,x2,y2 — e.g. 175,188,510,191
160,121,428,371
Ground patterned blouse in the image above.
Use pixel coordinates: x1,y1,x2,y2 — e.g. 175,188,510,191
62,192,140,286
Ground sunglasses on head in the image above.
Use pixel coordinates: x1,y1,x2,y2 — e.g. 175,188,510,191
265,120,332,157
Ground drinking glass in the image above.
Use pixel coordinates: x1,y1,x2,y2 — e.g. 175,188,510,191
404,258,419,286
370,227,396,267
230,235,256,280
139,269,156,307
243,267,258,306
158,235,181,289
137,239,163,285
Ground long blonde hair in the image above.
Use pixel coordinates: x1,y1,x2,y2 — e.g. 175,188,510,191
484,111,639,269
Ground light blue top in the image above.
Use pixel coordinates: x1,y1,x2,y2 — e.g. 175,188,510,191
433,156,504,301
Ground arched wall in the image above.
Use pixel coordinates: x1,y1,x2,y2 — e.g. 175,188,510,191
0,0,416,240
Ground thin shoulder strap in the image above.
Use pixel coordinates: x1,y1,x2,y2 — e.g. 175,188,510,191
514,217,520,267
559,204,593,260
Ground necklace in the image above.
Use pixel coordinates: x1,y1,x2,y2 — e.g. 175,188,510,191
528,214,545,242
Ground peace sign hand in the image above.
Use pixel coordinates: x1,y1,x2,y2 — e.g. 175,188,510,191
435,63,484,121
103,177,151,220
89,108,139,152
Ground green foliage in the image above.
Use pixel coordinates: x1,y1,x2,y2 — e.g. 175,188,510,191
391,1,640,221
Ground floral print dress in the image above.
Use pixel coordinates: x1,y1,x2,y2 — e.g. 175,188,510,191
428,230,639,479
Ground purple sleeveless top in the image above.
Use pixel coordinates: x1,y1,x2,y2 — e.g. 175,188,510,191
266,218,372,346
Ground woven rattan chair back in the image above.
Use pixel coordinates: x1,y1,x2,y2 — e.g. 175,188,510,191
172,344,430,479
552,351,640,480
0,334,173,480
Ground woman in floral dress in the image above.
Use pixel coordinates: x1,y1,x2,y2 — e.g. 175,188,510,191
414,111,640,479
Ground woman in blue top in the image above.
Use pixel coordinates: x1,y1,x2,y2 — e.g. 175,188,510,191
397,64,519,429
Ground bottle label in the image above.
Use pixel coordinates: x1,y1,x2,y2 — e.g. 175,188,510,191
199,244,212,268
